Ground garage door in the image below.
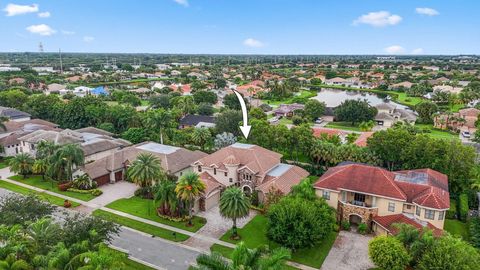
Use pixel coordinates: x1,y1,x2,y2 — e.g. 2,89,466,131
205,190,221,211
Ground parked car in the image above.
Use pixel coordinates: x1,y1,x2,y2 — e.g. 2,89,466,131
462,131,471,138
315,118,324,124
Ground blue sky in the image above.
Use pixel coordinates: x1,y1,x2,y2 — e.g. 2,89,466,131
0,0,478,54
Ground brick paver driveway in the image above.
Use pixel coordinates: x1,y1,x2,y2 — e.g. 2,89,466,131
183,205,256,251
321,230,375,270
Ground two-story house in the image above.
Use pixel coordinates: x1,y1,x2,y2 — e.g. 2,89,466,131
192,143,309,211
314,163,449,235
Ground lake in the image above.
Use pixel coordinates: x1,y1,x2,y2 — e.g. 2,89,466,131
310,88,406,109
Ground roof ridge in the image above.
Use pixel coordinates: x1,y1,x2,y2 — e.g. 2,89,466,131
380,167,407,200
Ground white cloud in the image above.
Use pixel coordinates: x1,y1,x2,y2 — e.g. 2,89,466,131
243,38,264,48
83,36,95,43
411,48,424,54
26,24,56,36
61,30,75,35
353,11,402,27
3,3,39,16
38,11,50,18
416,7,439,16
384,45,406,54
173,0,189,7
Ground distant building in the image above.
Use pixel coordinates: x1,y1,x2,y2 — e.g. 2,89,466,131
179,115,216,129
0,107,31,122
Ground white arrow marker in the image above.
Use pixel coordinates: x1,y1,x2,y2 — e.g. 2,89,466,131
232,89,251,139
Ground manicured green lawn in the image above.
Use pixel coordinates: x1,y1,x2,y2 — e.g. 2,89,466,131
105,196,207,232
325,122,363,132
0,180,80,207
213,215,338,268
414,124,459,140
108,248,156,270
9,175,96,201
262,90,317,106
93,209,189,242
444,219,469,240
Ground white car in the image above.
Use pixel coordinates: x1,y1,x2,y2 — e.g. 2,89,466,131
315,118,323,124
462,131,471,138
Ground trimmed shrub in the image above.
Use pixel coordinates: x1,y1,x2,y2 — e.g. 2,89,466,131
267,196,335,249
341,220,351,231
369,236,411,270
459,194,469,222
358,223,367,234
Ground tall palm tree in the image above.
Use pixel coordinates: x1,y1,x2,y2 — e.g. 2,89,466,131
32,159,48,181
191,242,291,270
175,96,196,116
154,180,178,216
9,153,34,179
191,128,211,151
127,153,164,188
49,144,84,182
219,187,250,239
145,109,172,144
175,172,206,226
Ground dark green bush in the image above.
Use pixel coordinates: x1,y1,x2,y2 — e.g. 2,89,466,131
459,194,469,222
446,199,457,219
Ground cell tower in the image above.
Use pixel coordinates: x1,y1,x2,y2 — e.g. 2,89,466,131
39,42,44,53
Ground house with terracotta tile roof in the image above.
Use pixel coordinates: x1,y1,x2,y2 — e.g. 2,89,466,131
314,163,449,235
192,143,309,211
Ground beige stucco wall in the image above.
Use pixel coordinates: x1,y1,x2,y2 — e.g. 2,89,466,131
372,222,389,236
414,206,446,229
376,197,404,216
315,188,339,209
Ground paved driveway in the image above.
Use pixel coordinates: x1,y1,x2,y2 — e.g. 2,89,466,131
184,205,256,251
89,181,137,208
321,231,374,270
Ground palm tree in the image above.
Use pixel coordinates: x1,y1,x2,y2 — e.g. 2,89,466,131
174,96,196,116
26,218,61,255
0,254,31,270
66,244,125,270
32,159,48,180
154,180,178,216
191,242,291,270
191,128,211,151
219,187,251,239
127,153,164,188
36,140,58,160
49,144,84,182
175,172,206,226
145,109,172,144
9,153,34,179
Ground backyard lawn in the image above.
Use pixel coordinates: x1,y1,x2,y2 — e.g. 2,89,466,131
211,215,338,268
9,175,96,201
444,219,469,240
325,121,362,132
105,196,207,232
93,209,189,242
414,124,459,140
0,180,80,207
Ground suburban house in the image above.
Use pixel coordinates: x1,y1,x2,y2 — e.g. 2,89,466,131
312,127,348,143
273,103,305,118
0,107,31,122
18,127,130,162
388,81,413,90
314,163,449,235
434,108,480,133
83,142,207,186
0,119,59,157
192,143,309,211
432,85,463,95
179,115,216,129
374,103,417,127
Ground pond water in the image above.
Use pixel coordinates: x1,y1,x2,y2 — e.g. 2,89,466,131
310,88,406,109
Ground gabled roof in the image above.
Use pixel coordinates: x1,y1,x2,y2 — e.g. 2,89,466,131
0,107,30,120
258,164,309,194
